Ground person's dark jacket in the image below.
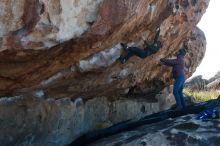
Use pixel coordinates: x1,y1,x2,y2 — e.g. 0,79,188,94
160,55,185,79
144,43,160,54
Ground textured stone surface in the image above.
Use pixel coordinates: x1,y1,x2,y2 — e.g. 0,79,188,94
0,0,104,50
207,71,220,90
209,71,220,83
90,115,220,146
185,72,220,90
207,79,220,90
0,96,160,146
185,75,208,91
0,0,210,146
156,85,176,110
0,0,208,98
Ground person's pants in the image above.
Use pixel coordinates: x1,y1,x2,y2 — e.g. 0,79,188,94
173,75,186,108
122,47,149,61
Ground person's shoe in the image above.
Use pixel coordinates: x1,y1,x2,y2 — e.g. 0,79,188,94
120,43,128,51
175,106,183,110
170,104,177,110
171,105,183,110
156,27,160,32
118,56,126,64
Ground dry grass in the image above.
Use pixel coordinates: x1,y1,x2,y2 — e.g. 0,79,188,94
183,88,220,102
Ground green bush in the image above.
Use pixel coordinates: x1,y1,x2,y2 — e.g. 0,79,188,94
183,88,220,102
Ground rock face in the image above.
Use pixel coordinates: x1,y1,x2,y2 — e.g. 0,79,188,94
207,79,220,90
209,71,220,83
0,0,210,146
207,71,220,90
89,115,220,146
0,0,103,50
0,96,160,146
185,72,220,91
0,0,208,98
185,75,208,91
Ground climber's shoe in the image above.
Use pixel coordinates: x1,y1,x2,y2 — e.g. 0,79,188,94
118,56,126,64
120,43,129,51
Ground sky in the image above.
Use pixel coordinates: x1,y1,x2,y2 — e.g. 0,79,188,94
193,0,220,79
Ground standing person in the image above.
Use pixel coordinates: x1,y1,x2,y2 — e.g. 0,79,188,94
160,48,187,109
119,28,162,64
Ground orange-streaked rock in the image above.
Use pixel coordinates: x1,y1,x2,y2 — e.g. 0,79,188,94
0,0,209,98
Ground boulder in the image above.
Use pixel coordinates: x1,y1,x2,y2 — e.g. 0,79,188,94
89,115,220,146
0,96,160,146
185,75,208,91
0,0,210,145
0,0,208,98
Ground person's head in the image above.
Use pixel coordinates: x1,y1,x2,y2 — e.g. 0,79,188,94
155,41,163,48
177,47,187,56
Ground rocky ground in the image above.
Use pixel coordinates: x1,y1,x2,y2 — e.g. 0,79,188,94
89,115,220,146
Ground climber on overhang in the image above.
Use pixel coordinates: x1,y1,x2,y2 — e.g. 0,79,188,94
160,47,187,109
118,27,163,64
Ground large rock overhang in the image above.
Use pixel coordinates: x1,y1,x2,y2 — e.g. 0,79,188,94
0,0,209,98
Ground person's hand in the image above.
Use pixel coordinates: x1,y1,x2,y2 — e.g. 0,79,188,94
155,57,162,64
159,58,165,65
